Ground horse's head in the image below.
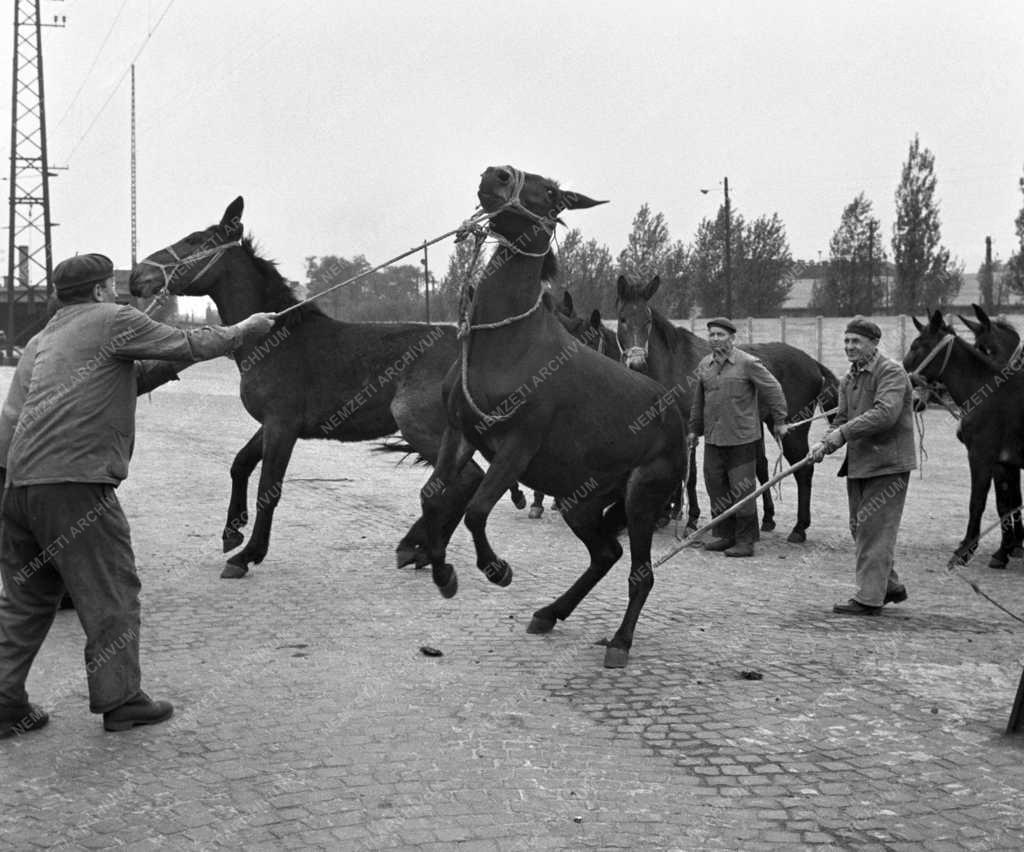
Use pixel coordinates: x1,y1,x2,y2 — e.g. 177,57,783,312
904,308,957,386
959,303,1021,365
476,166,605,255
130,197,246,299
547,290,619,359
615,274,661,371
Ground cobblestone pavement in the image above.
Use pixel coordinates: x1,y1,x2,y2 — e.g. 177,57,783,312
2,359,1024,851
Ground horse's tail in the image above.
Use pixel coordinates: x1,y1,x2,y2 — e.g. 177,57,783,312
372,437,431,465
817,363,840,424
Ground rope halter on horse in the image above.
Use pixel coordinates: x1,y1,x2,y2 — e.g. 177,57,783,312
908,332,955,380
137,238,243,295
478,166,563,259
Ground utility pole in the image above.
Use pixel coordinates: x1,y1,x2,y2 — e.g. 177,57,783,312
867,220,876,313
983,236,993,313
421,242,430,324
130,65,137,268
723,176,732,317
6,0,64,363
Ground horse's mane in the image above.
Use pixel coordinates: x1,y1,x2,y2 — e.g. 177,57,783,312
990,316,1020,342
241,236,324,323
648,305,681,352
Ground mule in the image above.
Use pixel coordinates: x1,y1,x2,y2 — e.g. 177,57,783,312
129,197,527,578
420,165,687,668
904,310,1024,567
615,275,838,543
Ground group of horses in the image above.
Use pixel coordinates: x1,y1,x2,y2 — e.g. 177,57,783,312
127,165,1019,668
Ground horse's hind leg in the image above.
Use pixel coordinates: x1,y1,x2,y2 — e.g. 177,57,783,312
528,495,623,635
685,446,700,532
223,427,263,552
990,466,1020,568
397,462,483,568
757,437,775,532
223,421,298,579
784,426,813,543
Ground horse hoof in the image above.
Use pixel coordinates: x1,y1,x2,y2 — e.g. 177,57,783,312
685,520,699,534
511,491,527,510
396,544,429,569
603,646,630,668
481,559,513,587
528,506,543,519
1011,546,1024,558
221,562,248,579
786,529,807,544
222,530,244,553
989,555,1009,569
761,519,776,532
434,564,458,598
526,611,556,634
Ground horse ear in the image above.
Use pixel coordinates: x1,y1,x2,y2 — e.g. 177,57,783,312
958,314,982,334
223,197,244,231
912,316,925,332
644,275,661,301
616,274,629,301
562,291,575,315
972,303,992,328
590,309,602,328
560,190,607,210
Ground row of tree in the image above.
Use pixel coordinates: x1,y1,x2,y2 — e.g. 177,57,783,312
304,137,1024,321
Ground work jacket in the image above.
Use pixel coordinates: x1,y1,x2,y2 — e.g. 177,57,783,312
833,350,917,478
690,347,788,446
0,302,242,487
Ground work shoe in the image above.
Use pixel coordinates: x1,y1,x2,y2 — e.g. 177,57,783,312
725,543,754,558
703,538,734,552
103,691,174,732
0,703,49,739
832,599,882,616
884,585,908,605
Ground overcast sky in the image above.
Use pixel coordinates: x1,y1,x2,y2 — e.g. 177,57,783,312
5,0,1023,294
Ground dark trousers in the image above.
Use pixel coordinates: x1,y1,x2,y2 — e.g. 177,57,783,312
0,483,141,714
703,441,759,544
846,473,909,606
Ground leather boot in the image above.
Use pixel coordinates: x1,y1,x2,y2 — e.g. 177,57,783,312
103,691,174,732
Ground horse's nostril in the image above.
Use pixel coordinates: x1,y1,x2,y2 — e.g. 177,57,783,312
496,169,511,183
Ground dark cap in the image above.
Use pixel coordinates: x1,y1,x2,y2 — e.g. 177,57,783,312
845,315,882,342
706,317,737,334
53,253,113,295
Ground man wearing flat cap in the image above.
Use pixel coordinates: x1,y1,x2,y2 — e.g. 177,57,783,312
688,317,789,557
0,253,277,738
811,315,916,616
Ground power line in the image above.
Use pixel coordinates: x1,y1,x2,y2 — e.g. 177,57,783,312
53,0,130,132
63,0,177,163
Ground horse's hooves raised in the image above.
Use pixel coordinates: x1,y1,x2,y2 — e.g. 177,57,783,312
481,559,513,587
528,506,544,519
786,529,807,544
221,562,248,579
511,491,527,510
396,544,430,570
222,530,244,553
526,611,556,634
603,646,630,668
761,519,776,532
434,564,458,598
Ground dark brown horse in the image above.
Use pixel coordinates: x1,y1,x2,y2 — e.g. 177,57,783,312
129,197,530,578
420,165,686,668
615,275,838,542
904,310,1024,567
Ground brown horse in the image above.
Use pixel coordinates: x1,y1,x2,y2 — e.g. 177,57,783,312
904,310,1024,567
129,197,533,578
420,166,686,669
615,275,838,542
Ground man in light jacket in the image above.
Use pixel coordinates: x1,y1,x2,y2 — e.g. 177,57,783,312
0,252,276,738
812,316,917,615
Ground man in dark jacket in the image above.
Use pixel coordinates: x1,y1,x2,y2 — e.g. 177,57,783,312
688,317,789,557
811,316,916,616
0,253,276,738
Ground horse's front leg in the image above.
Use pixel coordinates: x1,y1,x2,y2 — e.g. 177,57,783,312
989,465,1020,568
222,421,298,578
685,445,700,532
420,426,477,598
462,438,541,588
954,452,992,565
783,425,813,543
223,428,263,552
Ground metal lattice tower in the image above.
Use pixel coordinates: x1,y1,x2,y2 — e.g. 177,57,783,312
5,0,63,362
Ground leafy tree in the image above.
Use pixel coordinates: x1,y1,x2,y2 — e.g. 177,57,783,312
1006,168,1024,297
658,240,694,318
690,205,737,316
891,134,962,311
617,204,670,285
811,193,886,314
305,254,427,321
436,237,489,321
556,228,615,315
735,213,794,316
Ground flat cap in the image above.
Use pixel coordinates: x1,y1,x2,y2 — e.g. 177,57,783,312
845,315,882,342
53,253,113,294
706,317,737,334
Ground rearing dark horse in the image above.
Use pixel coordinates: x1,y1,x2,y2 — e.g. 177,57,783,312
420,166,686,669
616,275,838,542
